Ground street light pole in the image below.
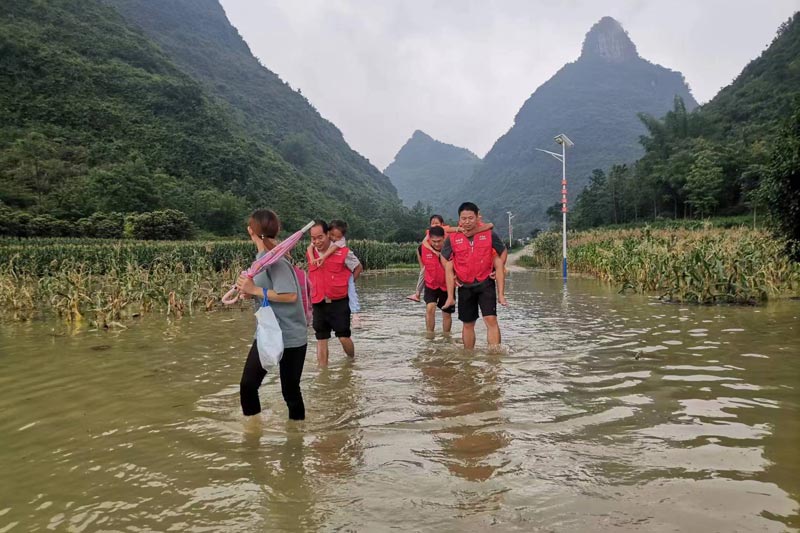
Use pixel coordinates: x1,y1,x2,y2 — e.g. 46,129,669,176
536,133,574,282
560,139,567,281
506,211,515,248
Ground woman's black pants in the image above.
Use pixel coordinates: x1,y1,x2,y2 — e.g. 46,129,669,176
240,341,307,419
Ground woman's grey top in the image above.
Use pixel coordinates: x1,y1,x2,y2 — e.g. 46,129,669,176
253,255,308,349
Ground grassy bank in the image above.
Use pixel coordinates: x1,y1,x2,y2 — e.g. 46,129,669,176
518,226,800,304
0,238,418,325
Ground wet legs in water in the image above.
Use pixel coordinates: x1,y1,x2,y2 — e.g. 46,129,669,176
240,341,307,420
461,317,500,349
485,315,501,346
316,337,355,367
462,321,476,349
426,303,452,334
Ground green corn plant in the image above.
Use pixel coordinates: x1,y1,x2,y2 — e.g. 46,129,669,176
520,227,799,304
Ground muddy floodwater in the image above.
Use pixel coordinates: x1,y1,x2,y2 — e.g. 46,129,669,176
1,271,798,532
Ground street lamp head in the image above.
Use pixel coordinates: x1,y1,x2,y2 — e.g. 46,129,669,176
554,133,574,147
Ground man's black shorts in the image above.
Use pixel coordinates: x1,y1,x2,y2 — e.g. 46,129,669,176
457,278,497,323
423,286,455,314
312,297,351,340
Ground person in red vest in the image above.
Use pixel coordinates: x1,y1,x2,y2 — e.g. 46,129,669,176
407,214,493,302
442,202,507,349
420,225,455,335
307,220,362,366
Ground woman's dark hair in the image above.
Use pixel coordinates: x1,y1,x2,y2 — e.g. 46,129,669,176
430,214,444,224
429,225,446,237
249,209,280,241
329,219,348,235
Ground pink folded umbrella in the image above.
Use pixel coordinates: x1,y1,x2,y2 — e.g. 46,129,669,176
222,220,315,305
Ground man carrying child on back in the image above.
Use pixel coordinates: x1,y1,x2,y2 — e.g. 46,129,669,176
442,202,508,350
307,220,363,366
309,219,362,327
420,225,455,335
407,214,494,302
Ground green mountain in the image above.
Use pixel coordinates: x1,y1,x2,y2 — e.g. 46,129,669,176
384,130,480,210
449,17,697,233
104,0,399,233
568,12,800,230
0,0,414,239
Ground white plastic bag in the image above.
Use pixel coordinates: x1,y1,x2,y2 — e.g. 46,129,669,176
255,298,283,369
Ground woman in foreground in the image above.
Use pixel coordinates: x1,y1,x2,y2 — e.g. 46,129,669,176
235,209,309,421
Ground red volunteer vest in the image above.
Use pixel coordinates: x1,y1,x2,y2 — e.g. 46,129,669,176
421,247,446,291
307,246,351,304
448,230,494,284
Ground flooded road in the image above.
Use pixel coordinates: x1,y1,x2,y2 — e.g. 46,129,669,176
1,271,798,531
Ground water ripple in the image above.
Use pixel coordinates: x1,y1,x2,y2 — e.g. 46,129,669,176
0,271,798,531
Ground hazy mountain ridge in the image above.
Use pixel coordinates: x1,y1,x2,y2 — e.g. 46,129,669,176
697,13,800,143
0,0,313,234
384,130,480,211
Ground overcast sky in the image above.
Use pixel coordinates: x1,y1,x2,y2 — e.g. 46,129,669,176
219,0,799,169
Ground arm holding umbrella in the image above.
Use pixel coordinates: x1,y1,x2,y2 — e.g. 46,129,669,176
222,220,315,305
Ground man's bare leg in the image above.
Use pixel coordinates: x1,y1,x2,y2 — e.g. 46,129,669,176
339,337,355,358
462,321,476,349
425,303,436,332
484,315,500,346
443,311,452,334
317,339,329,367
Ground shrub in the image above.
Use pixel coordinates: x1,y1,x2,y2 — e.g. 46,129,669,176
129,209,195,240
76,212,125,239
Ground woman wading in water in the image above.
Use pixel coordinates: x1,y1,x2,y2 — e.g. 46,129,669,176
235,209,308,422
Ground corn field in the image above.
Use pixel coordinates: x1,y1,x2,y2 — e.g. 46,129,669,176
0,238,418,324
518,227,800,304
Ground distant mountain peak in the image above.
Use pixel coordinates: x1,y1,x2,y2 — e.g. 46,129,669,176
411,129,433,141
580,16,638,62
449,15,696,233
385,131,480,207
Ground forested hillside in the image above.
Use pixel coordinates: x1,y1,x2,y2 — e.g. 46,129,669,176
105,0,401,235
0,0,423,240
